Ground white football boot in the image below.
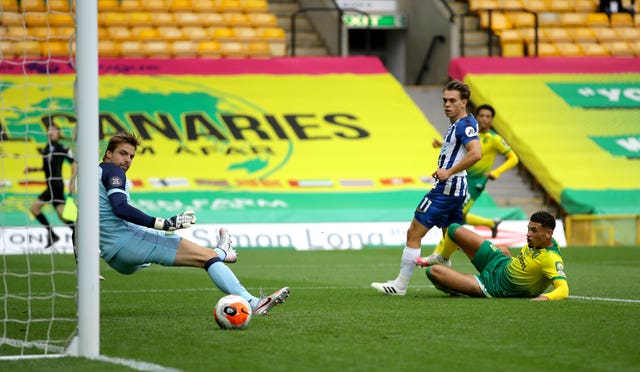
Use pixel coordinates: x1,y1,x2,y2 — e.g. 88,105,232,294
370,280,406,296
217,228,238,263
253,287,290,315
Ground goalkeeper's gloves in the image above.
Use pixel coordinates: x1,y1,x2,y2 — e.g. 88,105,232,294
153,211,197,231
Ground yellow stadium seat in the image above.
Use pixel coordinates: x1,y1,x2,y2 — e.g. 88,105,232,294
469,0,498,12
56,26,75,40
24,13,48,27
610,13,633,28
169,0,193,12
120,0,141,12
172,40,199,57
506,11,534,28
243,0,269,13
7,26,27,39
499,0,523,9
144,41,171,57
489,12,513,32
99,40,120,57
499,29,522,43
232,27,259,41
211,27,235,41
173,12,203,27
586,12,610,27
144,0,169,12
257,27,286,42
20,0,46,12
151,12,175,26
635,14,640,27
200,13,227,27
614,27,640,42
108,27,133,41
42,40,72,57
517,28,542,43
545,0,572,12
0,41,17,59
224,12,252,27
49,13,74,27
569,27,596,43
1,0,19,12
0,12,23,27
98,0,121,12
574,0,597,12
501,41,524,57
560,12,587,28
553,42,583,56
630,40,640,56
593,27,618,42
542,27,572,42
100,12,129,27
578,42,609,56
47,0,72,13
27,26,50,40
198,40,222,57
157,26,184,41
527,41,558,56
181,26,209,41
538,12,561,27
192,0,217,12
603,40,634,56
218,0,243,13
248,13,279,27
248,41,272,58
128,12,153,27
120,41,145,57
524,0,547,13
220,41,249,57
131,26,160,41
15,40,42,58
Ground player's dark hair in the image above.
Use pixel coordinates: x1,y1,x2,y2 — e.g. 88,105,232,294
530,211,556,231
103,131,140,161
475,104,495,117
445,80,471,101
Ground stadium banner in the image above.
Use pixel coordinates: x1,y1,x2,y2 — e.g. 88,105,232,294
0,220,567,254
465,73,640,215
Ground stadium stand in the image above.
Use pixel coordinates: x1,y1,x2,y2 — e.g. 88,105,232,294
0,0,287,58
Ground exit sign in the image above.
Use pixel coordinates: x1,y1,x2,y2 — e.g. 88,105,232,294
342,14,407,29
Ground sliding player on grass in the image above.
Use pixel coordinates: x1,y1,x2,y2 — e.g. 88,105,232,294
98,131,289,315
418,210,568,301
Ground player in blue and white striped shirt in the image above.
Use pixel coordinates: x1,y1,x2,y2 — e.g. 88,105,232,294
372,80,482,296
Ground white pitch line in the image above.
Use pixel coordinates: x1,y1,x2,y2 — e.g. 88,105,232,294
568,295,640,303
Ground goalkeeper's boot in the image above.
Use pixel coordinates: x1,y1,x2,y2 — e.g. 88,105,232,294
217,228,237,263
415,254,451,268
253,287,290,315
370,280,406,296
44,232,60,249
491,217,502,238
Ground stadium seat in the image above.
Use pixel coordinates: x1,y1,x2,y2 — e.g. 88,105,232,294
592,27,618,42
614,27,640,42
173,12,202,27
6,26,27,39
49,13,74,27
120,0,141,12
56,26,75,40
538,12,561,27
98,0,120,12
128,12,153,27
144,41,171,57
574,0,597,12
560,12,587,28
243,0,269,13
232,27,259,41
198,40,222,57
603,41,634,56
181,26,209,41
100,12,129,27
553,42,583,56
220,41,249,57
527,41,558,56
630,40,640,56
248,41,272,58
479,11,512,31
27,26,50,40
524,0,547,13
108,27,133,41
224,12,252,27
517,27,542,43
1,0,19,12
257,27,287,42
501,41,525,57
15,40,42,58
200,13,227,27
610,13,634,28
541,27,572,43
546,0,572,12
586,12,610,28
169,0,193,12
20,0,46,12
24,13,48,27
131,27,160,41
248,13,279,27
150,12,175,26
192,0,218,12
210,27,235,41
0,12,23,27
98,40,120,57
42,40,72,57
218,0,244,13
157,26,184,41
635,14,640,27
578,42,609,56
468,0,498,12
499,29,522,43
569,27,596,43
120,41,145,57
172,40,199,57
500,0,523,10
143,0,168,12
0,40,17,58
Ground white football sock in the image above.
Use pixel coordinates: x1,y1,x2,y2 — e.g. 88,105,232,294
395,246,421,290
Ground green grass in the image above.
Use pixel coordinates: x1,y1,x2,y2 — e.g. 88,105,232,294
2,246,640,371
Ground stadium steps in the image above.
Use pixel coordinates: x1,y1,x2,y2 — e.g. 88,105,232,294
268,0,330,56
450,0,498,57
404,85,550,218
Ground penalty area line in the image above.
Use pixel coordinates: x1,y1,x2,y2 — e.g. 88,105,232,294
568,295,640,304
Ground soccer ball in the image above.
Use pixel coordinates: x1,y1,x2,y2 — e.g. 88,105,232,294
214,294,252,330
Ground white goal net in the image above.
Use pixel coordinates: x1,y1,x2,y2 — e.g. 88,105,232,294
1,0,80,359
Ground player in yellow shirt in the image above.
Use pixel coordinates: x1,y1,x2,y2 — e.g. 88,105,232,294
419,210,568,301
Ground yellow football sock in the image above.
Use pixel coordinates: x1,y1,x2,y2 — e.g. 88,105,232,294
440,231,458,259
466,213,494,227
433,237,445,255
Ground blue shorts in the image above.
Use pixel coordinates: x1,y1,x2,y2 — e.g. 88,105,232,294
414,190,465,229
100,222,181,275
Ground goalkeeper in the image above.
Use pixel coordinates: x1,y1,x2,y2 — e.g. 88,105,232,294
418,210,568,301
98,132,289,315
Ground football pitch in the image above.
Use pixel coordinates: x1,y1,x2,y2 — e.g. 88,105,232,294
2,246,640,371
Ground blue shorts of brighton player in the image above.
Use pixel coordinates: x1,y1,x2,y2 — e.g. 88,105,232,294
100,221,181,275
414,189,466,229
